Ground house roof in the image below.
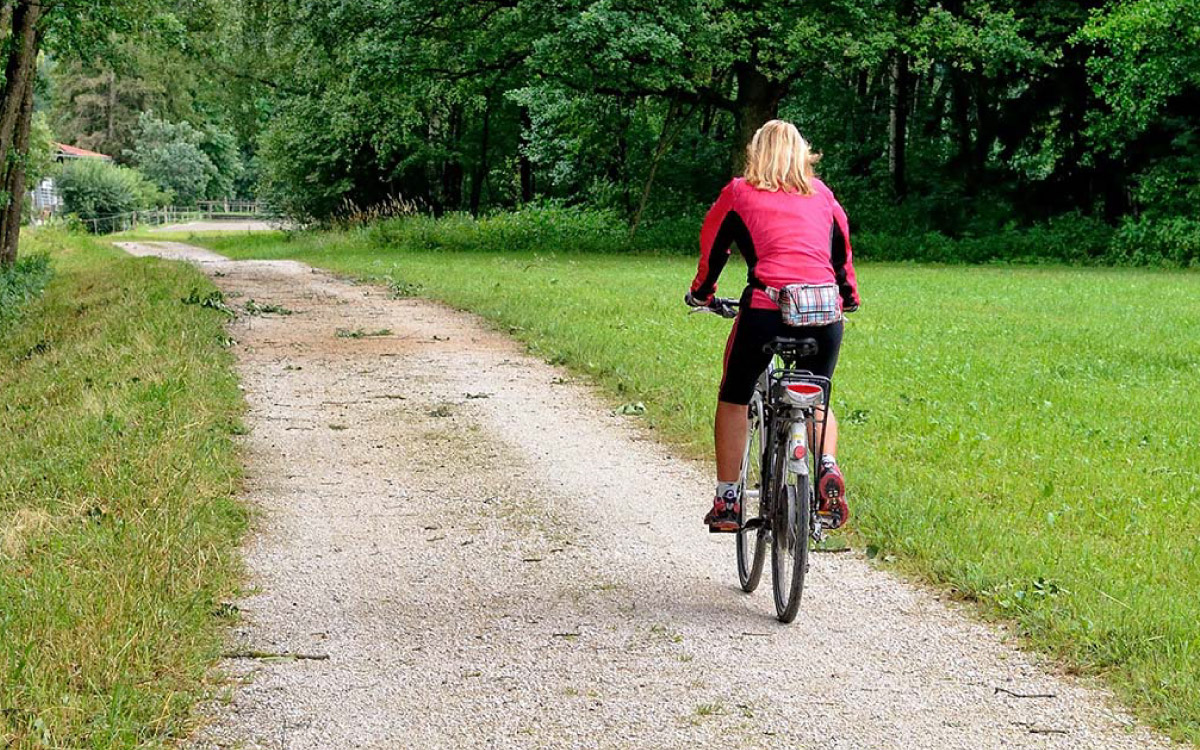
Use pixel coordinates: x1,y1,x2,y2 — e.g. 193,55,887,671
55,143,113,160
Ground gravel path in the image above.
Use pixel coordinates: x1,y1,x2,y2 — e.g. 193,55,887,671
118,241,1176,750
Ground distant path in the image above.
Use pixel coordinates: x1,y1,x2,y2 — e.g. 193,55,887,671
150,219,282,232
118,240,1175,749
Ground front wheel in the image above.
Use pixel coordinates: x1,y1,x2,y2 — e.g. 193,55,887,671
771,469,810,623
736,393,768,593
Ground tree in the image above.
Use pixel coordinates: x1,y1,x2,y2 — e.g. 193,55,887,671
0,0,198,264
125,112,241,205
225,0,1198,238
1081,0,1200,217
0,0,45,266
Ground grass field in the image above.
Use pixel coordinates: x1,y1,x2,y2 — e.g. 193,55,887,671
0,230,246,748
196,228,1200,742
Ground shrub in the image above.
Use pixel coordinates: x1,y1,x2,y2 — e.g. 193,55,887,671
1108,216,1200,267
55,159,166,233
0,253,52,327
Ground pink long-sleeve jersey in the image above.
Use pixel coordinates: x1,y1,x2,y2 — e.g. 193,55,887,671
690,177,860,311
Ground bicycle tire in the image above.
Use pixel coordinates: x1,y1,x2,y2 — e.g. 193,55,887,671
771,455,810,623
736,392,768,593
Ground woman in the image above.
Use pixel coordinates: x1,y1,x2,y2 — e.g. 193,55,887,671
685,120,860,533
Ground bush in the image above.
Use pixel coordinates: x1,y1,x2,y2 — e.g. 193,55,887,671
855,213,1114,265
1108,216,1200,267
0,253,52,327
55,159,166,233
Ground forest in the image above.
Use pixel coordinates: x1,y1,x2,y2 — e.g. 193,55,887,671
2,0,1199,264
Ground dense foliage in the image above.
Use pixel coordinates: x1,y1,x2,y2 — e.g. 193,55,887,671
25,0,1200,260
201,3,1191,241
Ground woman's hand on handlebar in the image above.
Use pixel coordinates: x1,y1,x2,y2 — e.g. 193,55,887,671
685,291,739,319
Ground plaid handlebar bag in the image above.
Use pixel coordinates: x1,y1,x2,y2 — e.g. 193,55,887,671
765,283,843,327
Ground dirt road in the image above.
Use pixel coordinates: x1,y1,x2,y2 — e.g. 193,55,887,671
118,241,1173,750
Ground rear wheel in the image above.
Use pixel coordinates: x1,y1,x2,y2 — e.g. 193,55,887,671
736,393,767,593
771,458,810,623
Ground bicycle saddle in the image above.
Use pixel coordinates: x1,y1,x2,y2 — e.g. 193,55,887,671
764,336,819,359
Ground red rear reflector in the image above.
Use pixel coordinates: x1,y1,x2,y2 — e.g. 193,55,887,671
787,383,823,397
793,445,806,460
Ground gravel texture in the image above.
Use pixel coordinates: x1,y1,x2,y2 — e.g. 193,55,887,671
117,241,1176,750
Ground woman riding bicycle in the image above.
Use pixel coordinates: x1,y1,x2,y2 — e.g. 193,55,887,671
685,119,860,533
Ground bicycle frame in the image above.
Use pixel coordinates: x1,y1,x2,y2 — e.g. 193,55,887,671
756,354,832,545
691,295,837,620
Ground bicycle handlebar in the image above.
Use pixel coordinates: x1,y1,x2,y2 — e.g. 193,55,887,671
688,296,740,319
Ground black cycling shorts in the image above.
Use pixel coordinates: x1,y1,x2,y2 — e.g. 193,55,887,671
718,306,843,406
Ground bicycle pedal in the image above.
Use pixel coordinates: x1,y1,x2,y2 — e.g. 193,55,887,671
707,522,739,534
816,510,845,530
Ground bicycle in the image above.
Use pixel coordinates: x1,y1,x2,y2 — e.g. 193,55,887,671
691,296,834,623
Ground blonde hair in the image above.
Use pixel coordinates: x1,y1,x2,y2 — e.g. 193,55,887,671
743,120,820,195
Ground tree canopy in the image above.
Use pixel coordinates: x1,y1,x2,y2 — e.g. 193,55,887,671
4,0,1200,261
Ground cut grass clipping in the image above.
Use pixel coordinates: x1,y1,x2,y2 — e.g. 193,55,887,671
199,228,1200,743
0,230,246,748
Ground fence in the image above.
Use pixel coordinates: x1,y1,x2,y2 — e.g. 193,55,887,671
72,208,202,234
41,201,277,234
197,200,265,218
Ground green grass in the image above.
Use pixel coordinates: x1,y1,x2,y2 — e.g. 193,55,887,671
198,228,1200,743
0,230,246,748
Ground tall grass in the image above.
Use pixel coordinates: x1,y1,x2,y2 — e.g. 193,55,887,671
200,228,1200,743
0,230,246,748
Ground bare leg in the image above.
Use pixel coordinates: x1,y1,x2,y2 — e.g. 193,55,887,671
813,407,839,459
721,403,839,484
714,401,749,483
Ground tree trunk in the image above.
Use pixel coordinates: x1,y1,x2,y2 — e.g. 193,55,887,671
0,0,41,266
973,77,995,181
888,52,912,200
731,62,787,175
924,66,948,139
0,0,40,168
518,109,534,203
630,100,688,238
950,71,976,193
106,68,117,147
0,55,35,265
441,105,464,210
468,95,492,216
